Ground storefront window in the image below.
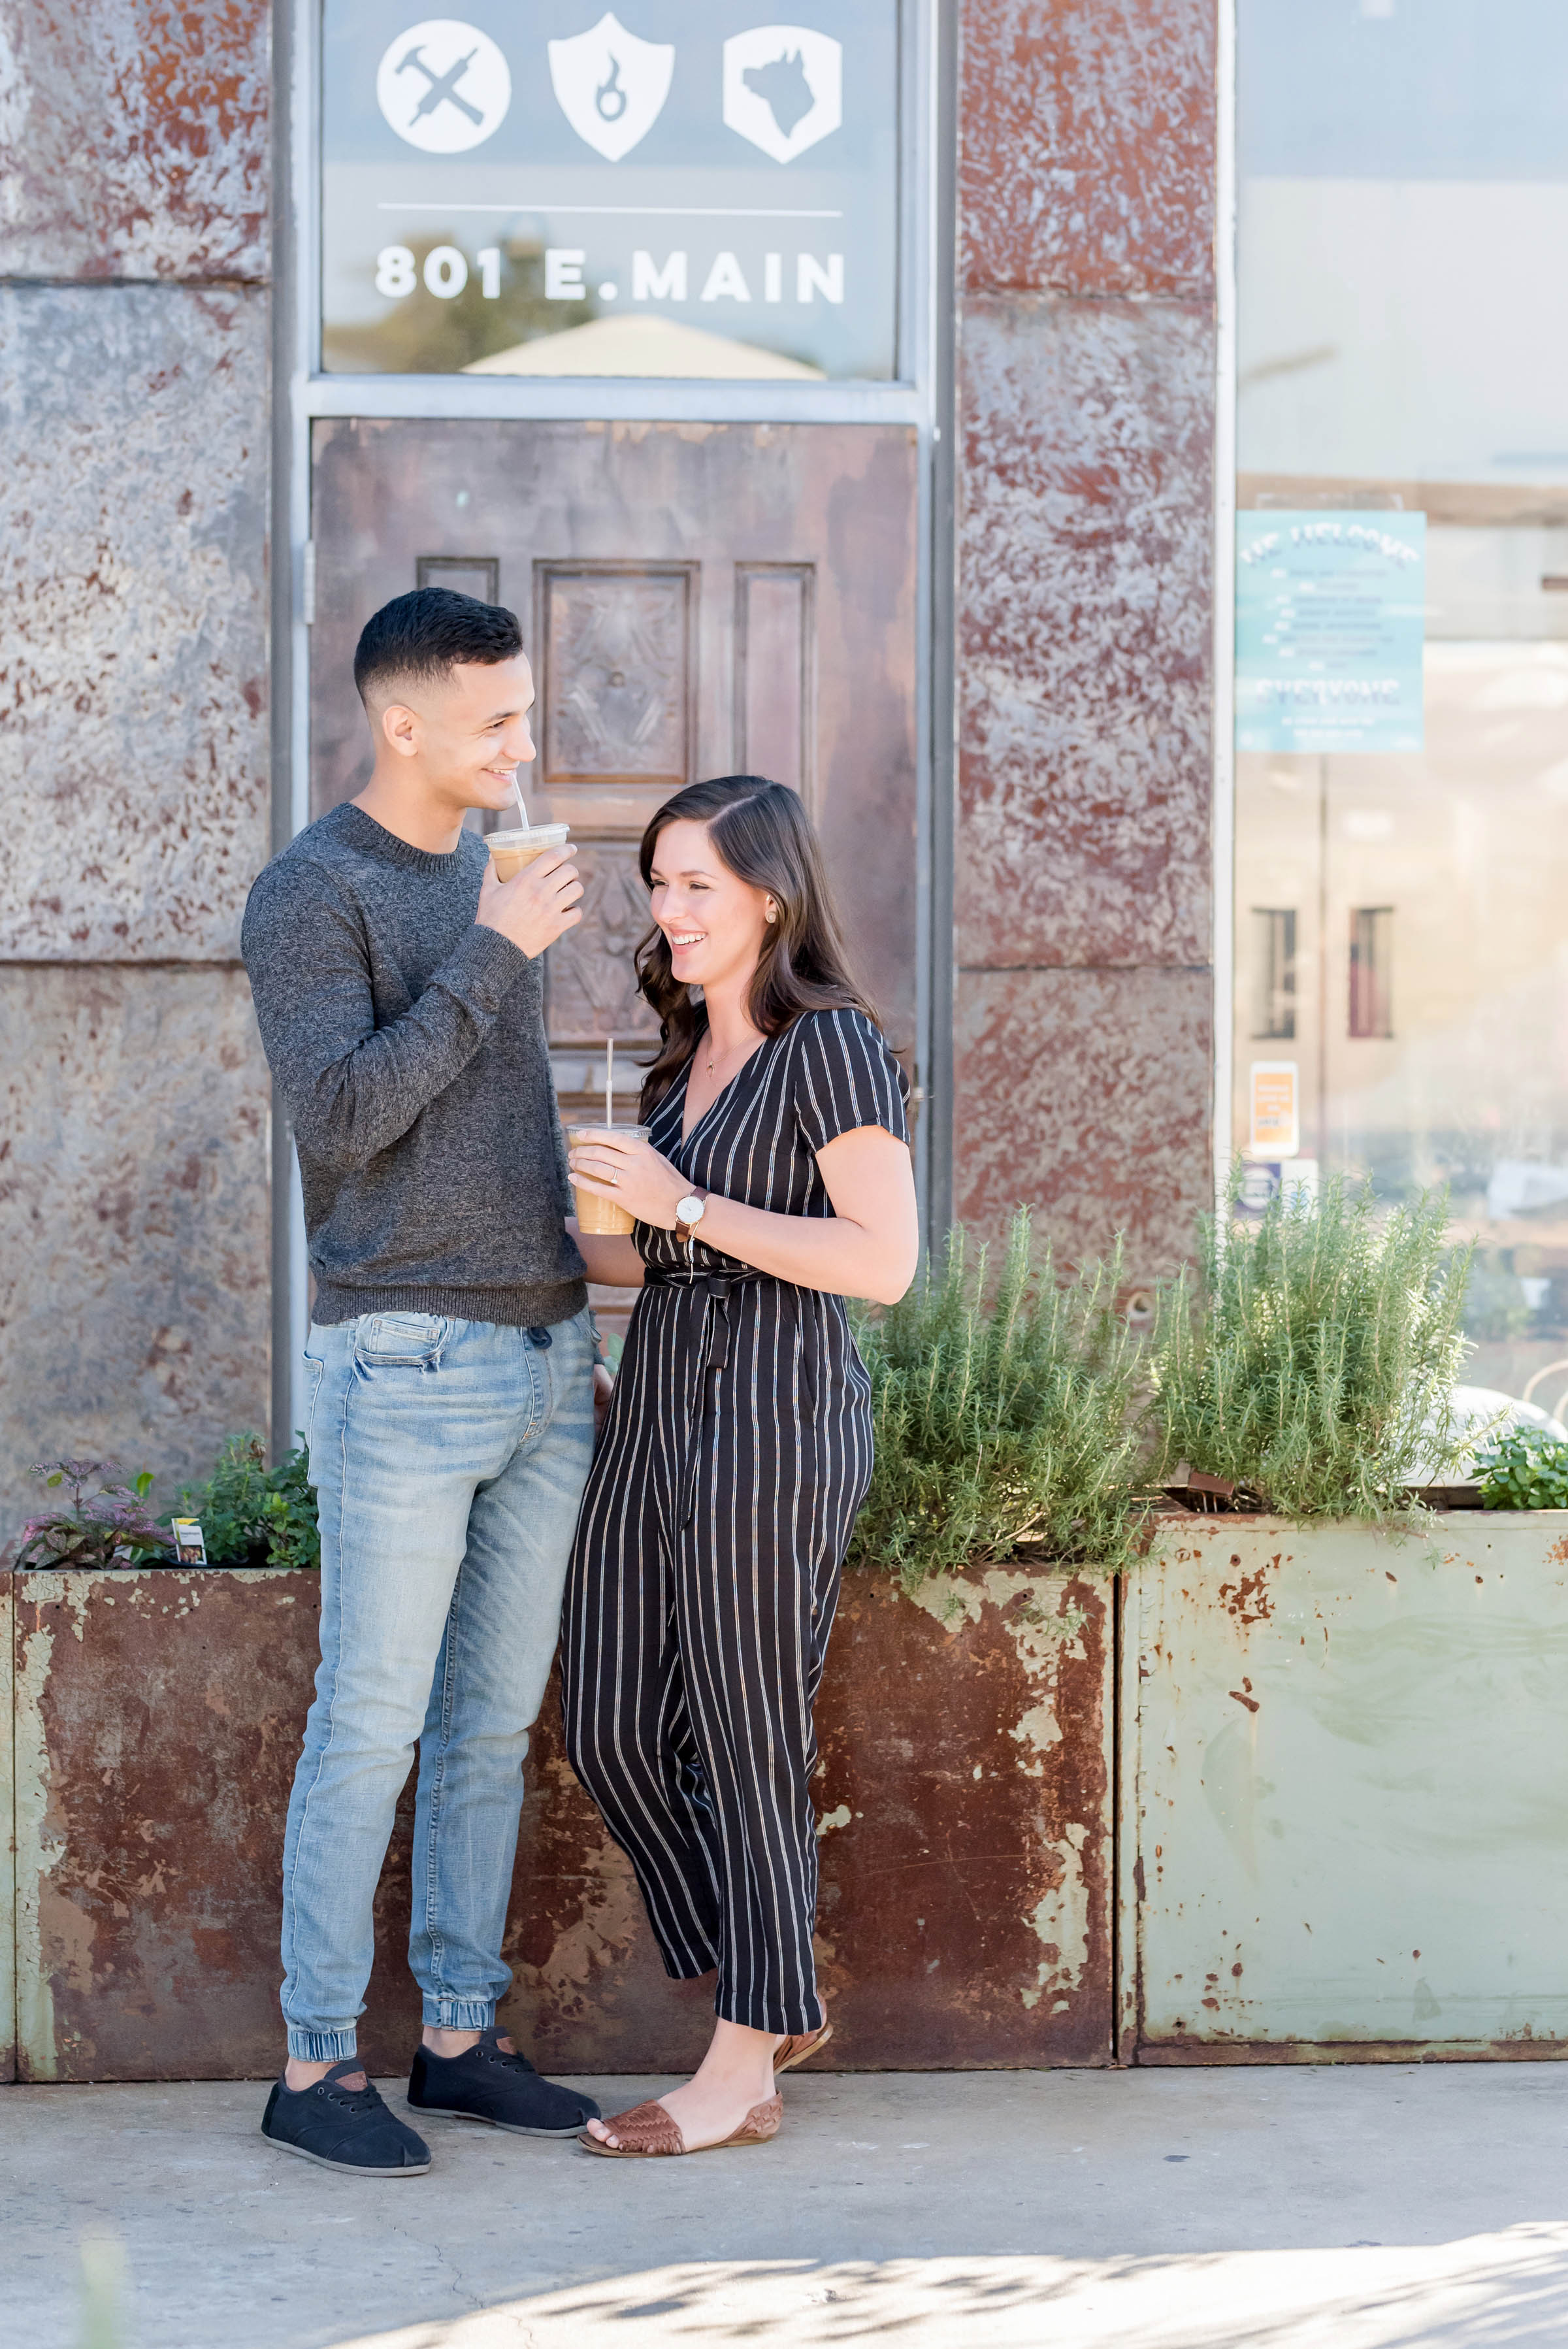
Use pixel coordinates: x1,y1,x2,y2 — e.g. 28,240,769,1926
320,3,899,378
1235,0,1568,1396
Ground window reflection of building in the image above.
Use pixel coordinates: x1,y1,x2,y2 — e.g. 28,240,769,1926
1347,908,1392,1041
1250,908,1296,1040
1235,1,1568,1397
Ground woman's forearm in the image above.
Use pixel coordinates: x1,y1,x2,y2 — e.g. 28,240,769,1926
693,1192,906,1304
567,1223,645,1288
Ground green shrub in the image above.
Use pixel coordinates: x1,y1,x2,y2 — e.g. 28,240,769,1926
1145,1170,1473,1520
171,1434,320,1569
848,1210,1145,1590
1475,1426,1568,1511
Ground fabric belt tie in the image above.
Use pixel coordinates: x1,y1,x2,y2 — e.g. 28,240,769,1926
642,1266,764,1519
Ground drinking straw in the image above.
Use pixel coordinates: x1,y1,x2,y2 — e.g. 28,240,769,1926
513,776,530,829
605,1038,614,1130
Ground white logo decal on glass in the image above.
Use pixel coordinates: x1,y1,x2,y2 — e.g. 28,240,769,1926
722,26,841,163
548,11,675,163
376,19,512,152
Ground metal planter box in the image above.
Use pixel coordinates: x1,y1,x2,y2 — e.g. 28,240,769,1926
10,1560,1113,2080
1122,1513,1568,2062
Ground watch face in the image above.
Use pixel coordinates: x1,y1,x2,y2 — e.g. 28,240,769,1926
678,1197,703,1226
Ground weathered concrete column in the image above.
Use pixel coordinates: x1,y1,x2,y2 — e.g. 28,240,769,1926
0,1,274,1539
952,0,1219,1282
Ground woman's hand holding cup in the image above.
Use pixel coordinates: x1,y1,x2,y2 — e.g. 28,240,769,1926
567,1128,689,1233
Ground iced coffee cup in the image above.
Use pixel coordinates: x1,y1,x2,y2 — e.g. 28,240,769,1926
489,821,570,881
567,1123,650,1237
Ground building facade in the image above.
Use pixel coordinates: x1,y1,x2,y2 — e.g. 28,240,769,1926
0,0,1219,1520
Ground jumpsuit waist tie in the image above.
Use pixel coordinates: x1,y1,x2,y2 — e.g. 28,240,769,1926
641,1263,768,1525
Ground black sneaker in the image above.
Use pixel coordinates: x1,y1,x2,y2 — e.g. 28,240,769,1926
408,2028,600,2137
261,2060,431,2177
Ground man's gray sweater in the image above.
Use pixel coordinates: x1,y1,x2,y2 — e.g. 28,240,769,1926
242,802,587,1330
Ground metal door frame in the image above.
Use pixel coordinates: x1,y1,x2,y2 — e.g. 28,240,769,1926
270,0,955,1447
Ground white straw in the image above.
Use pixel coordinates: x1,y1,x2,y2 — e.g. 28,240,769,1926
605,1037,614,1130
513,776,529,829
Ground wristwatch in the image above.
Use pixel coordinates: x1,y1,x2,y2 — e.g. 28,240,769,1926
674,1188,709,1244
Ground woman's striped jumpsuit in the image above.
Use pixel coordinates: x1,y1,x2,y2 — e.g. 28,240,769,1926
561,1006,909,2035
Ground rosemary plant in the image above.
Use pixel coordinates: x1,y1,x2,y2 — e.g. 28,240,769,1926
849,1209,1145,1591
1145,1171,1473,1520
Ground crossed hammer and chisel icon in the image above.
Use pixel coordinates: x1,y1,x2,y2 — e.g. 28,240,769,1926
395,41,485,127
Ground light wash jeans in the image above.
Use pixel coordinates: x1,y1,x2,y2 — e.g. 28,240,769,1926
280,1306,596,2062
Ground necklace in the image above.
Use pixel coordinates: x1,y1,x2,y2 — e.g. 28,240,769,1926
705,1031,757,1081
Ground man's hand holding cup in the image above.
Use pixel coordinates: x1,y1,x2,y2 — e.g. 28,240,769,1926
476,839,583,961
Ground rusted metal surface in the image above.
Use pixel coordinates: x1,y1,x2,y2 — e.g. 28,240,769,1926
951,298,1215,1271
508,1563,1115,2073
16,1562,1113,2079
959,0,1217,299
0,966,272,1544
1124,1515,1568,2059
812,1566,1114,2067
1,1572,14,2080
14,1568,320,2082
955,294,1215,983
0,0,270,283
953,0,1218,1270
0,285,270,963
953,966,1213,1284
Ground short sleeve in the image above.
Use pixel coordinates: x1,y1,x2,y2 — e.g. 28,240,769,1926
791,1008,910,1155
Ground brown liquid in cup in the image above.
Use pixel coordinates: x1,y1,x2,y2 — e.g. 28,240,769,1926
489,823,569,883
567,1124,650,1238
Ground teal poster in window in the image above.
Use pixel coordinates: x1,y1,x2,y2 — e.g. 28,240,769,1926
1235,512,1426,754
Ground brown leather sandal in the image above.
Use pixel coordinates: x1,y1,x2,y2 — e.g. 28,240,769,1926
578,2092,782,2158
774,2019,833,2075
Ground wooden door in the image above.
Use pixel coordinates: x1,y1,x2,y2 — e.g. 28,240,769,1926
310,421,919,1130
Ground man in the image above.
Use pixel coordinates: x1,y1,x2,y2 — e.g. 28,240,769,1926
243,587,600,2175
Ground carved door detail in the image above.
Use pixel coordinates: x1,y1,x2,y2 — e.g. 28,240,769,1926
310,419,919,1131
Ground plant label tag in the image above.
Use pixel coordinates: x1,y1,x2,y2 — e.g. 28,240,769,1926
171,1518,208,1565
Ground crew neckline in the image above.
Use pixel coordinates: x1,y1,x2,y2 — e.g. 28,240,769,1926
329,800,483,874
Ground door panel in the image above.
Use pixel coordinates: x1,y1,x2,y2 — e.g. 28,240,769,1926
310,419,921,1094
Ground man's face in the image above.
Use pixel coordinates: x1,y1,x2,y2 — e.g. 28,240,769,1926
377,652,537,812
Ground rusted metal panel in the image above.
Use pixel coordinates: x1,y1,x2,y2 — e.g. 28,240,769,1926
813,1566,1114,2067
17,1562,1113,2080
951,294,1215,1268
0,0,270,284
508,1564,1116,2073
1,1571,14,2080
958,0,1217,299
1128,1515,1568,2058
0,284,270,963
0,967,272,1543
14,1568,320,2082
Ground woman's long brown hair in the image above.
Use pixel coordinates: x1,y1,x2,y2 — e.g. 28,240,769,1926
634,776,881,1117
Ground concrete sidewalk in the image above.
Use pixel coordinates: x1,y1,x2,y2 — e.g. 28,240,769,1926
5,2065,1567,2347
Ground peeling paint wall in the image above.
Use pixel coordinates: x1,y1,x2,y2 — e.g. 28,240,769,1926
1129,1516,1568,2057
0,5,272,1547
953,0,1217,1277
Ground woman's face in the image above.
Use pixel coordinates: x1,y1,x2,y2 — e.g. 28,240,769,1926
648,817,772,998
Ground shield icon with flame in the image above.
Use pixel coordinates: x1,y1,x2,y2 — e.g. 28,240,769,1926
548,12,675,162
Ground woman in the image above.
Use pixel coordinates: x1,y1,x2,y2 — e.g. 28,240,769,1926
562,775,919,2159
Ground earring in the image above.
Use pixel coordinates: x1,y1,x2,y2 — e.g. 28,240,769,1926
765,900,777,923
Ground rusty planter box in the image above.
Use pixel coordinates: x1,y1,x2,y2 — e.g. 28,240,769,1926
1122,1513,1568,2063
10,1560,1113,2080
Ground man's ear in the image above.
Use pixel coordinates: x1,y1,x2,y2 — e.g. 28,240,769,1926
379,700,420,761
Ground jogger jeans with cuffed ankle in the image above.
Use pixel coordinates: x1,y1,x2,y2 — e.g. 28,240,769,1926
279,1306,596,2062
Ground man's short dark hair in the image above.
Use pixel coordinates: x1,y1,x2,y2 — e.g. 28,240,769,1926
353,587,524,706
